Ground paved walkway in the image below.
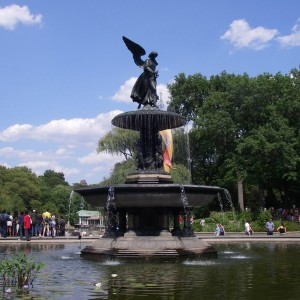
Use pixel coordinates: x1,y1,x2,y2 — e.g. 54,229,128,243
0,236,96,244
197,231,300,242
0,232,300,244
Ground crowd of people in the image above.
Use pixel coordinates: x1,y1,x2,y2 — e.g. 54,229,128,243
0,209,66,241
245,206,300,222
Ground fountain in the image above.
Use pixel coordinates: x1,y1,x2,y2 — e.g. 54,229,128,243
75,37,224,257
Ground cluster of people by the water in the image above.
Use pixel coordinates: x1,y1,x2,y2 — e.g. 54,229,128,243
214,223,225,236
265,218,287,235
0,209,66,241
210,219,287,237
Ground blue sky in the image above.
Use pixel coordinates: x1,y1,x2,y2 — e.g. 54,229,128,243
0,1,299,185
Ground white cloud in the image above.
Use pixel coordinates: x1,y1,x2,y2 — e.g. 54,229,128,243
0,4,42,30
277,19,300,48
0,124,32,141
19,159,80,177
221,19,278,50
0,111,122,145
79,152,124,183
79,150,122,165
111,77,136,103
0,111,128,184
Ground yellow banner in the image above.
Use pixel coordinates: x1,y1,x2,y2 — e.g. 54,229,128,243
160,129,173,173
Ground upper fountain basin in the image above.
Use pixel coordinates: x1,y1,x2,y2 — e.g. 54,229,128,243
111,107,186,131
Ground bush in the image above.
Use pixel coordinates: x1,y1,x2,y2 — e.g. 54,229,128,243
192,210,300,233
0,253,44,294
255,210,272,228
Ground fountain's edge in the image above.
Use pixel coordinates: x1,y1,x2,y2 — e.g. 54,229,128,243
75,184,223,208
111,108,186,131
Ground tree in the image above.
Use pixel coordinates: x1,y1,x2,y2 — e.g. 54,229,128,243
167,70,300,209
97,127,139,160
100,159,136,185
40,170,69,188
0,167,40,211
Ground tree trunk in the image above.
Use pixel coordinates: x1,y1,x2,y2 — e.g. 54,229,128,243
237,179,244,211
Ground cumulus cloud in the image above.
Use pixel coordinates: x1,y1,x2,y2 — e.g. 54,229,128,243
19,159,80,177
0,111,128,184
277,19,300,48
221,19,278,50
78,151,125,182
0,124,32,141
111,77,136,103
0,111,122,145
0,4,42,30
78,150,123,165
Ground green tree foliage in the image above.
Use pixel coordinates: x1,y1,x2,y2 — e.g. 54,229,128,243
97,127,139,160
97,127,192,185
0,167,73,219
0,166,40,212
168,70,300,209
100,159,136,185
169,164,190,184
39,170,69,188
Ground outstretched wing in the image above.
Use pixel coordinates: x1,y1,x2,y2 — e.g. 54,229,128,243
122,36,146,67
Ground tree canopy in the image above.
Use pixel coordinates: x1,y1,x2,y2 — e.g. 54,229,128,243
167,69,300,209
0,167,84,225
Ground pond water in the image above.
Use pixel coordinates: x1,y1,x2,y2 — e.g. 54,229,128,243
0,241,299,300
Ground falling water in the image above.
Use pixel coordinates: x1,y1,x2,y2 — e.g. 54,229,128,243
223,189,236,220
180,186,194,237
217,192,225,224
184,124,192,184
105,186,117,237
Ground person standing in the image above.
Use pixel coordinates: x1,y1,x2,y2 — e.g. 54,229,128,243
6,212,13,236
266,219,274,235
12,211,18,236
0,210,9,238
31,210,37,237
36,212,43,237
50,215,56,238
42,209,51,236
23,211,32,241
18,212,24,240
58,216,66,236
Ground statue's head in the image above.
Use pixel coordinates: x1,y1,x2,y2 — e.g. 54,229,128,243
149,51,158,58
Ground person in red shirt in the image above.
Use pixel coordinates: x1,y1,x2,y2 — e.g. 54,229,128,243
23,211,32,241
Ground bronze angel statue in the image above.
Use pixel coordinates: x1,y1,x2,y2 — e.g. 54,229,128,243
122,36,159,109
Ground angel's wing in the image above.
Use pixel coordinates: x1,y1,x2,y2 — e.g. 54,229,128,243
122,36,146,67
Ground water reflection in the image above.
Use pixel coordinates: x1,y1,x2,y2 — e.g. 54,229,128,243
0,243,300,299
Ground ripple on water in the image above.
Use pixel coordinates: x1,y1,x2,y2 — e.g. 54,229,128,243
61,256,73,260
182,260,219,266
229,255,250,259
101,259,122,266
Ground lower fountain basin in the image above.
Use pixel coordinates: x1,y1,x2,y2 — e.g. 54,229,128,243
80,236,217,257
76,184,223,208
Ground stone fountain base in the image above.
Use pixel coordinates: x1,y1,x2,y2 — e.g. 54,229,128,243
81,236,216,258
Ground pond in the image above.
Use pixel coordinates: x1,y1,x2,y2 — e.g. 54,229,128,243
0,241,299,299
